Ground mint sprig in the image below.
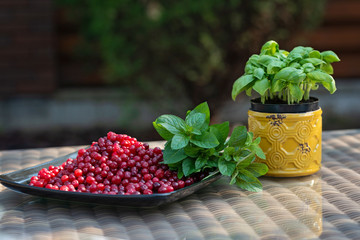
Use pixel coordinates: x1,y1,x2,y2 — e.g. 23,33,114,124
153,102,268,192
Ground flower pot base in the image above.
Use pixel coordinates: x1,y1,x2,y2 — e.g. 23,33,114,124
248,108,322,177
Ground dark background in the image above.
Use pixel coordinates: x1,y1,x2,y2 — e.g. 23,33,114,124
0,0,359,150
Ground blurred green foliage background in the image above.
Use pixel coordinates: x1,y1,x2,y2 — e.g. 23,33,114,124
59,0,326,113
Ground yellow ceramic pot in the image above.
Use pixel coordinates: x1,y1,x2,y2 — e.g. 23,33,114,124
248,108,322,177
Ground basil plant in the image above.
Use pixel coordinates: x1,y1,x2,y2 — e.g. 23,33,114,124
232,40,340,104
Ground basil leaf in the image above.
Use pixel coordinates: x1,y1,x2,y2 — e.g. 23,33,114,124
300,58,325,66
309,50,321,59
253,78,270,96
218,158,236,176
228,126,247,147
289,83,304,102
182,158,195,176
307,71,336,94
171,134,190,150
190,132,219,149
195,155,207,169
232,75,255,100
272,79,286,92
266,60,285,74
321,50,340,63
246,162,269,177
153,120,174,140
157,114,186,135
253,67,265,79
320,62,334,74
258,55,278,67
260,40,279,56
302,63,315,73
163,144,187,164
273,67,306,84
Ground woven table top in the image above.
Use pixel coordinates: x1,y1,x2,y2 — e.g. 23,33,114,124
0,129,360,240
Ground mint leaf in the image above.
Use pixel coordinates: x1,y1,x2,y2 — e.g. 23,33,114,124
162,143,187,164
210,121,229,149
191,102,210,125
195,155,207,169
246,162,268,177
171,134,190,150
234,151,255,167
185,112,206,130
190,132,219,149
157,115,186,135
218,158,236,176
184,145,200,158
182,158,195,176
228,126,247,147
153,121,174,140
223,147,235,161
236,173,263,192
248,144,266,159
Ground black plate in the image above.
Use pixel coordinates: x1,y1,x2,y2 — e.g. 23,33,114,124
0,151,221,207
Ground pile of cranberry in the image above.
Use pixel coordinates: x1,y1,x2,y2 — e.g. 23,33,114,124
29,132,206,195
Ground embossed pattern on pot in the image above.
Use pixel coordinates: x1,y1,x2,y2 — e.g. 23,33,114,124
248,109,322,177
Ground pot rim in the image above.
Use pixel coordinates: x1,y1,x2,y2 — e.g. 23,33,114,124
250,97,319,113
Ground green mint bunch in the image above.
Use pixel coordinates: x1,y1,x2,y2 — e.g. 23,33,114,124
153,102,268,192
232,40,340,104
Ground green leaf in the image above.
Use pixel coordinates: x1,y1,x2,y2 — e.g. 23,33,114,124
157,115,186,135
248,144,266,159
302,63,315,73
321,50,340,63
209,121,230,148
230,169,239,185
266,60,286,74
184,145,201,158
195,155,207,169
162,143,187,164
232,75,255,100
287,52,303,63
236,170,263,192
307,71,336,94
223,147,235,161
253,67,265,79
228,126,247,147
182,158,195,176
272,79,286,92
190,132,219,149
153,120,174,140
186,112,206,130
320,62,334,74
260,40,279,56
253,78,270,96
309,50,321,59
246,162,268,177
300,58,325,66
245,132,254,146
171,134,190,150
191,102,210,125
218,158,236,176
258,55,278,67
273,67,306,84
288,83,304,102
234,151,255,167
253,137,261,145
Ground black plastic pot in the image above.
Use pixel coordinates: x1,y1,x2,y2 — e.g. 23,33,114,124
250,97,319,113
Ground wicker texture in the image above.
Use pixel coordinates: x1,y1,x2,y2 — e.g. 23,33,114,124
1,130,360,240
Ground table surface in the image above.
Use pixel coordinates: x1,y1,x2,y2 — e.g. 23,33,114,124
0,129,360,240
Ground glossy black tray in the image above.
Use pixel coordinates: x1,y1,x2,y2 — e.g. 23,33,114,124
0,151,221,207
